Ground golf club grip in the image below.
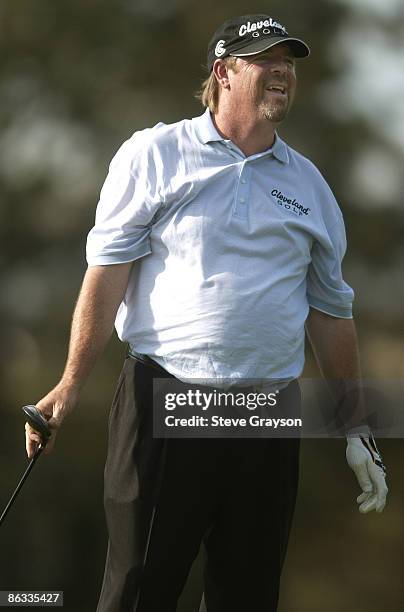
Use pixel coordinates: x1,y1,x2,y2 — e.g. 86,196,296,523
0,447,43,528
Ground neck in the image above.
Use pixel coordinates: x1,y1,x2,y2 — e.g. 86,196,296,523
212,105,277,157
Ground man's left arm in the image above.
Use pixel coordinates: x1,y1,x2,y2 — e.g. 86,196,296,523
306,308,388,513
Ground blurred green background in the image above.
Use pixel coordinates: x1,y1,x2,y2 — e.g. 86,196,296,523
1,0,403,610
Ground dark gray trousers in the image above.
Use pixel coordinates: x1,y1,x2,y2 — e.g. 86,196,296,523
96,357,300,612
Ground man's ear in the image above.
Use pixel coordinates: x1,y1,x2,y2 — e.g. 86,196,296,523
213,59,231,89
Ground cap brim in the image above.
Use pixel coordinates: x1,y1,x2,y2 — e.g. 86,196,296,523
230,36,310,59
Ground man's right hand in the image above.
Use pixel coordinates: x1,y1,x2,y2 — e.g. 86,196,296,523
25,383,79,458
24,263,134,459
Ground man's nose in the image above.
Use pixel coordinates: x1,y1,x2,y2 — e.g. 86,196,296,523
269,60,288,75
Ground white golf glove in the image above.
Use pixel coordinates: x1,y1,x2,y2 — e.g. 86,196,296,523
346,433,388,514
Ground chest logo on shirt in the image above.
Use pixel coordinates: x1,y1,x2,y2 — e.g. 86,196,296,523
270,189,311,217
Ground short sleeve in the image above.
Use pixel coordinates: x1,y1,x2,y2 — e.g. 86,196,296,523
307,215,354,319
86,130,163,266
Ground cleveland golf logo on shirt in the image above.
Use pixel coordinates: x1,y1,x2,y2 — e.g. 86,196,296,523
270,189,311,216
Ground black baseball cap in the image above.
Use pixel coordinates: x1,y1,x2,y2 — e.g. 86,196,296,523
207,14,310,71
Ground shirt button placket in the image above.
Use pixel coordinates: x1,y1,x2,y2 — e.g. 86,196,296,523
235,163,251,219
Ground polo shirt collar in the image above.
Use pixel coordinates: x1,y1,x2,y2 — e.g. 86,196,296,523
270,134,289,164
194,108,224,144
193,108,289,164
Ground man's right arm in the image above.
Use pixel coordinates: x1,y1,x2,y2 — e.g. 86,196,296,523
25,262,133,458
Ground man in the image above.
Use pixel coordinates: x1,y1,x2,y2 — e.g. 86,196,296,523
25,14,388,612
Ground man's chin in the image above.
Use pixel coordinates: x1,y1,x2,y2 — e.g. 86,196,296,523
262,108,289,123
259,100,290,124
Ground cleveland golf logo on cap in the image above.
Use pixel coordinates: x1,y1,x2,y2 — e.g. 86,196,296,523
238,18,287,37
215,40,226,57
214,18,288,59
208,13,310,70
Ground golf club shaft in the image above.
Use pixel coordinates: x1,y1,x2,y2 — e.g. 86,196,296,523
0,447,43,528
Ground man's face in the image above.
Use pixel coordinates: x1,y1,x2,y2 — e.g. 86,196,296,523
226,43,297,124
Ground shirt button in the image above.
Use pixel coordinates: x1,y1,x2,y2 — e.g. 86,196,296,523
240,197,246,203
241,179,247,184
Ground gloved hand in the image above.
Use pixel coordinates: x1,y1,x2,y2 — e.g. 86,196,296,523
346,433,388,514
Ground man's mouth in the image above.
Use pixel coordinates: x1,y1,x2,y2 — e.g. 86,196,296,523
265,85,287,96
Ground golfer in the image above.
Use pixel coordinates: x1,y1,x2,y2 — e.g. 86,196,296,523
25,14,388,612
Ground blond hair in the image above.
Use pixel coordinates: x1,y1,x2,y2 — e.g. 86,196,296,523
195,57,238,114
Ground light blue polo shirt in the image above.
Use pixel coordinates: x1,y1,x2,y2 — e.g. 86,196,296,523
86,109,354,386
